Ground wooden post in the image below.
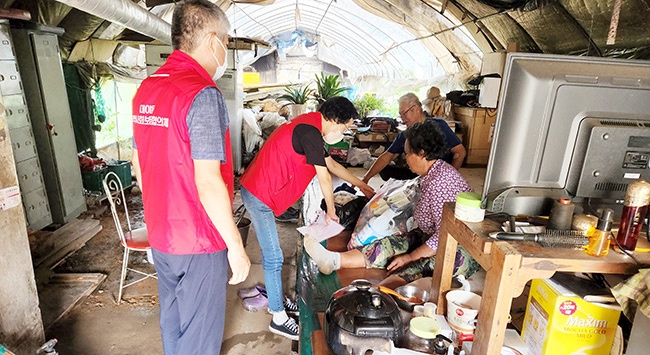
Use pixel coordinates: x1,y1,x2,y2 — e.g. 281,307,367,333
0,97,45,352
431,205,459,314
472,241,522,354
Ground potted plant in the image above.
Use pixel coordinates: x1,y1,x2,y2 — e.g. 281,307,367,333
353,93,385,119
313,73,349,105
277,84,314,118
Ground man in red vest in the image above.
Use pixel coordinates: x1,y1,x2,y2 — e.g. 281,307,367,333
240,96,375,340
131,1,250,354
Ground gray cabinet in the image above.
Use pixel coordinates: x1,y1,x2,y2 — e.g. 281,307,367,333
0,20,52,230
12,23,85,225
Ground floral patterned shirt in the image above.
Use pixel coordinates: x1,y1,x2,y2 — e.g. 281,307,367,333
414,159,472,251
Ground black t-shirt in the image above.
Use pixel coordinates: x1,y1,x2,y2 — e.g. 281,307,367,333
292,124,328,166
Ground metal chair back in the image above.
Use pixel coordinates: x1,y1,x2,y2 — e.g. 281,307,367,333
103,171,131,245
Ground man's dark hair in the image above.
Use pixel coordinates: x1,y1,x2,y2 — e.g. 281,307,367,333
172,0,230,52
404,120,447,161
318,96,359,124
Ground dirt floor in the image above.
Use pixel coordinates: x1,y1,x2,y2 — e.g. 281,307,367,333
40,166,487,354
45,188,297,354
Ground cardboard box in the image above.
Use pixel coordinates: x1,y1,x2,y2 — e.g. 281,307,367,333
521,278,621,355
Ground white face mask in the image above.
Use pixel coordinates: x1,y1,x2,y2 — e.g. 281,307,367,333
210,35,228,81
323,131,344,145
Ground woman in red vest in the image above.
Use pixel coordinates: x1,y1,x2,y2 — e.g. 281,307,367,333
240,96,374,340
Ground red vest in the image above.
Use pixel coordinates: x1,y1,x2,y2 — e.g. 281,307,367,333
132,50,234,255
240,112,322,216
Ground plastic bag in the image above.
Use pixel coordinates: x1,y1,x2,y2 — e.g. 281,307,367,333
241,109,264,154
347,147,372,166
348,178,421,249
320,191,370,231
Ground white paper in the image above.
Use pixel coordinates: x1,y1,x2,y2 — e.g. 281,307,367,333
296,210,344,242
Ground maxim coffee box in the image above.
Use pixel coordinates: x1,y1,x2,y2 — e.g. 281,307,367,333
521,278,621,355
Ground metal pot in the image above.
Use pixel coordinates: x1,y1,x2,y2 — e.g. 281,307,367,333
324,279,403,355
394,285,430,311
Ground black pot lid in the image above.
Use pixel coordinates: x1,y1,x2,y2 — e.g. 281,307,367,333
327,279,401,334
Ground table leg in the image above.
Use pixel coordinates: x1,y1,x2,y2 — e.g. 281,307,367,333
431,219,458,315
472,242,522,355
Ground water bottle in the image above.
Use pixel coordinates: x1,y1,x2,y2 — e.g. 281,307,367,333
354,209,396,246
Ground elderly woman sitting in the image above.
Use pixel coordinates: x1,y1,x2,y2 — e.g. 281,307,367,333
304,120,478,286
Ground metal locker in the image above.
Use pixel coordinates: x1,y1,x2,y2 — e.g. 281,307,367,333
22,187,51,230
12,27,85,224
10,125,37,163
15,157,45,194
0,61,22,95
0,20,52,230
0,24,14,60
4,94,29,130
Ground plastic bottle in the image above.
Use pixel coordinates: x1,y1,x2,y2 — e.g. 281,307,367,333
585,209,614,257
353,209,396,246
616,180,650,252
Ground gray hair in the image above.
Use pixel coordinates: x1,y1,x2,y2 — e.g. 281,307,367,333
172,0,230,52
398,92,422,108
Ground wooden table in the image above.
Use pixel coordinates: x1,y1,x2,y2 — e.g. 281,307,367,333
431,202,650,355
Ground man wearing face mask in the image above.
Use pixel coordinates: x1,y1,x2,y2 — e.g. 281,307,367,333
131,1,250,354
240,96,374,340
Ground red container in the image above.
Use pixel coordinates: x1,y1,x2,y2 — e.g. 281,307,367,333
616,205,649,252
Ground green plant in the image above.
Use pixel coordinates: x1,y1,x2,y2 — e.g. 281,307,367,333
353,93,385,118
277,84,314,105
313,73,348,103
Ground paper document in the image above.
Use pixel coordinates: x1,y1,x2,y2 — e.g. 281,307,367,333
296,211,344,242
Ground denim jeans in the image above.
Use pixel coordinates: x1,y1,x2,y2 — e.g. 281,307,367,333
240,186,285,313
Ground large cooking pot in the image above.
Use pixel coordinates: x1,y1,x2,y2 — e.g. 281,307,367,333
324,279,403,355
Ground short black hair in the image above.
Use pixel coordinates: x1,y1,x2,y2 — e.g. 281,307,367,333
172,0,230,51
404,120,448,160
318,96,359,124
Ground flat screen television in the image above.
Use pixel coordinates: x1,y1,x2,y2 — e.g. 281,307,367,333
482,53,650,217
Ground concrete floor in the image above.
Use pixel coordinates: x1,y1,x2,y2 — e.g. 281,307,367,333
45,166,486,354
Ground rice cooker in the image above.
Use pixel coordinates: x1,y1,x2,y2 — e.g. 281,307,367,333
324,279,403,355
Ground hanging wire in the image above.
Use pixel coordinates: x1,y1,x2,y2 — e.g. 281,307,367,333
230,1,274,39
294,0,300,31
314,0,335,35
379,9,507,56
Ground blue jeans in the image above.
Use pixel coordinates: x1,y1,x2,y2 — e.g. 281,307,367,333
241,186,285,313
152,248,228,355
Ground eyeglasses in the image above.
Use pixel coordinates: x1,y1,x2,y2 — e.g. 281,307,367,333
399,105,416,117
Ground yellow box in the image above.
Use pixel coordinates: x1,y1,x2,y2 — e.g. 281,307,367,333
521,278,621,355
243,72,260,85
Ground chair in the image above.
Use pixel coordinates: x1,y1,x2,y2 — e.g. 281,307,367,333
103,171,157,304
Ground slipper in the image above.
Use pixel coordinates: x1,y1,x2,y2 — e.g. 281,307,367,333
238,285,267,299
242,293,269,312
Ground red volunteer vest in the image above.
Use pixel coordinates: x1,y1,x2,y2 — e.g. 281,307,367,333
240,112,322,216
132,50,234,255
